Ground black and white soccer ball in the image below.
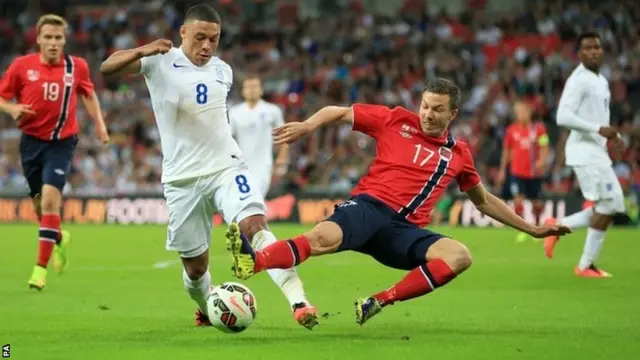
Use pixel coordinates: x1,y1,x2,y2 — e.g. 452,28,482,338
206,282,257,333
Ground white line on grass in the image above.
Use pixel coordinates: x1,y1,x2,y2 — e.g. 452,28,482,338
153,259,180,269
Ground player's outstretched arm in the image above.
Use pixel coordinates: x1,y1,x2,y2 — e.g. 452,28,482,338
466,183,571,238
81,91,109,144
100,39,172,76
273,106,353,145
497,144,510,186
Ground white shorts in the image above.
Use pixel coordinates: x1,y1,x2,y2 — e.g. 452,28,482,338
163,164,266,258
572,164,625,214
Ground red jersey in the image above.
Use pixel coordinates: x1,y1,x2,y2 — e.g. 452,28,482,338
503,122,548,179
350,104,481,227
0,53,94,141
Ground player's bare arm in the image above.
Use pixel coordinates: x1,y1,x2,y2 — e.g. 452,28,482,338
536,139,549,173
80,91,109,144
273,106,353,145
466,183,571,238
0,98,35,123
100,39,172,76
274,144,289,175
497,145,511,185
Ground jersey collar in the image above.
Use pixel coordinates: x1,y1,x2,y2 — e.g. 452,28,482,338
39,53,65,66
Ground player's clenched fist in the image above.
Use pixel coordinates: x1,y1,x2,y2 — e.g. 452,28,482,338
139,39,173,57
273,122,313,145
598,126,616,139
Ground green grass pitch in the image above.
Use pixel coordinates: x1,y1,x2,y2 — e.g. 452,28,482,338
1,224,639,360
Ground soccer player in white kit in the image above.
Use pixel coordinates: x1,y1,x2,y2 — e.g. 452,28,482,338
545,32,626,278
100,4,318,328
229,75,289,197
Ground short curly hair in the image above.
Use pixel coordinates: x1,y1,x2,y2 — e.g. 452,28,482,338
423,78,461,110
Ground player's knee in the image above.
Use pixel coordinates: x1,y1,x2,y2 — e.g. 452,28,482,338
181,254,209,280
427,238,472,274
238,214,268,240
444,243,472,273
184,265,207,280
594,196,625,216
305,221,343,255
40,185,62,213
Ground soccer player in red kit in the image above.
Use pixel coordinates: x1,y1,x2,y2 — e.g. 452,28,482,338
225,78,571,325
0,14,109,290
498,101,550,242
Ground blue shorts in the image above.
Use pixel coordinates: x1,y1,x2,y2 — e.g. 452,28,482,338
20,134,77,198
511,176,543,200
326,194,447,270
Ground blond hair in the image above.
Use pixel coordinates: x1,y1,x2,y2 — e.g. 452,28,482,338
36,14,68,35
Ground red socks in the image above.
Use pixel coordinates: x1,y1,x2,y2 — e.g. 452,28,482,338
515,201,543,224
514,202,524,218
252,236,458,308
533,204,543,225
37,214,61,268
374,259,457,306
255,235,311,272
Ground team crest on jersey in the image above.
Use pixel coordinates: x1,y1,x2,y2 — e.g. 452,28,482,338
399,124,418,138
63,74,74,86
439,147,453,161
401,124,419,134
26,69,39,81
215,68,226,84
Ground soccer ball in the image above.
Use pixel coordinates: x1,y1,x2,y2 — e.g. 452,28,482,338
206,282,257,333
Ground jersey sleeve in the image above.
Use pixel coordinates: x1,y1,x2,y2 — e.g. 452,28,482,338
456,144,482,192
556,75,600,132
75,57,94,97
139,54,163,78
0,60,20,101
228,106,238,137
227,64,233,93
351,103,392,138
273,106,285,128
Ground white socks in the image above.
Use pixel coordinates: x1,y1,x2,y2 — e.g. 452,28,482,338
562,208,607,269
253,230,308,307
181,229,309,316
578,228,605,270
183,268,211,314
562,207,594,229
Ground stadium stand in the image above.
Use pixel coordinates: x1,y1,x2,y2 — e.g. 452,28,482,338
0,0,638,224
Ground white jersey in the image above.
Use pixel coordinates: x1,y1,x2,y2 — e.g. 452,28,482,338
140,47,242,183
556,63,611,166
229,100,284,179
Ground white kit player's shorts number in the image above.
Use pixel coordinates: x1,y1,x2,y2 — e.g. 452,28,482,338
572,164,625,215
163,164,266,258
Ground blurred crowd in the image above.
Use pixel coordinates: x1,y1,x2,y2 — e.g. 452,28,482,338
0,0,639,221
